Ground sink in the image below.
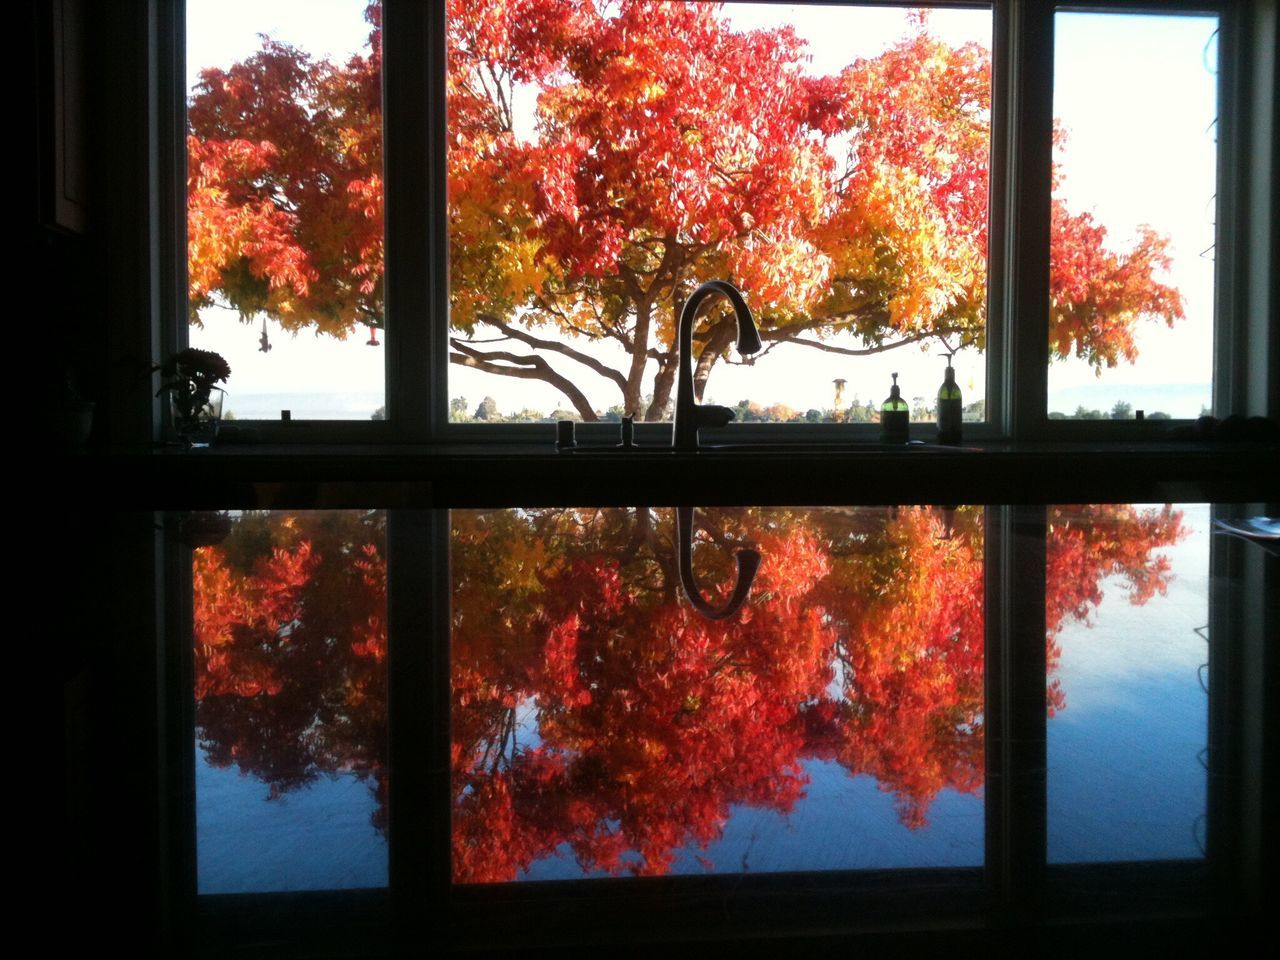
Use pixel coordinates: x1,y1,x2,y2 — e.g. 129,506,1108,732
702,441,951,453
563,441,974,454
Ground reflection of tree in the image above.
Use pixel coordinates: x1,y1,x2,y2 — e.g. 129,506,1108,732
453,508,835,881
193,512,388,826
809,507,986,830
1044,504,1187,715
451,505,1188,881
190,505,1186,882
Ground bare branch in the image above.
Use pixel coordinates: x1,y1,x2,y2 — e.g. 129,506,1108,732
767,329,961,357
449,341,599,420
473,314,628,391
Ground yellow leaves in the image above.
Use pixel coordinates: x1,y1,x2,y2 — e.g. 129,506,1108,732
642,81,667,102
499,536,549,593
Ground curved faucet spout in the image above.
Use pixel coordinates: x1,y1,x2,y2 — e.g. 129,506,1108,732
673,280,761,451
676,506,761,621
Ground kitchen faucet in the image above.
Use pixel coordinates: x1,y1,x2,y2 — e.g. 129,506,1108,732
673,280,763,451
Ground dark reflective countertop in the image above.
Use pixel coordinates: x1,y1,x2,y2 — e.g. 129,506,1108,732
133,498,1277,956
95,439,1280,507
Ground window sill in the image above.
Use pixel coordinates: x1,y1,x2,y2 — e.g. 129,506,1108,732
93,438,1279,509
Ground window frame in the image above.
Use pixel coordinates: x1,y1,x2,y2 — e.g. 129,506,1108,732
157,0,1271,444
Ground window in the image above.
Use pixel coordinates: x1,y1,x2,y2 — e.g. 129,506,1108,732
184,1,386,422
166,0,1276,444
444,3,994,428
192,509,391,893
1047,11,1218,421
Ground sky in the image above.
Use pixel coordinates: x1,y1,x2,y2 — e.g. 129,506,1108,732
186,2,1218,421
1048,13,1218,417
1048,503,1209,862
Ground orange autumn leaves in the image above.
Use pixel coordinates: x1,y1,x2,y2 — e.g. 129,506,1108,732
193,512,388,811
192,505,1185,880
452,516,836,881
447,505,1184,881
188,1,1183,417
186,13,383,334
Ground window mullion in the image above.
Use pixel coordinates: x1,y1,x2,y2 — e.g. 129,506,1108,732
1215,0,1277,421
1003,0,1054,440
984,0,1011,438
990,504,1048,923
386,509,441,943
383,0,438,442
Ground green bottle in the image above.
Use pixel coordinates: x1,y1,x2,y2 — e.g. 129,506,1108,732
880,372,910,443
937,356,963,445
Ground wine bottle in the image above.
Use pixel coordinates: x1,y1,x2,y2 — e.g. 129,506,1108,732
937,356,963,445
880,372,910,444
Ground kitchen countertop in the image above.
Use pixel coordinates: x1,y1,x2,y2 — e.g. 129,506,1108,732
87,439,1279,507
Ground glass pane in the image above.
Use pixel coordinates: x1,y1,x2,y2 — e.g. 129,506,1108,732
1048,13,1218,421
451,506,985,883
1046,504,1208,863
192,510,389,893
446,4,992,425
186,2,385,421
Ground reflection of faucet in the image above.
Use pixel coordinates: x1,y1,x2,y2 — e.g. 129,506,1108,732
673,280,762,451
676,506,761,621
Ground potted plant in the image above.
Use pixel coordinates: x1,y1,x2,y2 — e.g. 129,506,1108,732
154,348,231,446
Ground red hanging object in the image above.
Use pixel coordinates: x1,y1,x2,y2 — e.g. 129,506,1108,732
366,326,380,347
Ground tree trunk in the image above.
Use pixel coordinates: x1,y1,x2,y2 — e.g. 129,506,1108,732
624,294,653,417
693,320,735,401
646,359,676,421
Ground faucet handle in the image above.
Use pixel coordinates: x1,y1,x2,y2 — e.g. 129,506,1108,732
695,404,736,429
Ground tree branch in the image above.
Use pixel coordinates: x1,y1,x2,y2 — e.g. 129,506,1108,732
767,329,960,357
474,314,628,391
449,341,599,421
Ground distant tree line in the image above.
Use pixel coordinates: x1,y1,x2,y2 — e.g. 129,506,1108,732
434,396,989,424
1046,400,1190,421
385,396,1192,423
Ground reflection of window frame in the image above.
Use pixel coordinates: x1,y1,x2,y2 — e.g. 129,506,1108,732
153,0,1276,443
169,502,1261,951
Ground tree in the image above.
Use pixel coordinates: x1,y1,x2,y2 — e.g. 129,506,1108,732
193,511,388,826
187,8,383,335
188,1,1184,420
447,504,1188,877
192,504,1187,880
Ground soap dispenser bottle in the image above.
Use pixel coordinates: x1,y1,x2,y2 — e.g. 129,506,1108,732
880,372,910,443
936,355,963,445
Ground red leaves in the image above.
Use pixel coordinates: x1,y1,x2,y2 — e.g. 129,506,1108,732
187,17,384,337
818,507,986,830
193,512,389,814
189,1,1186,407
1049,205,1185,368
194,539,317,699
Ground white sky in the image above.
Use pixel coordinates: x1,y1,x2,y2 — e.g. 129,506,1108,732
186,2,1218,420
1048,12,1217,415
